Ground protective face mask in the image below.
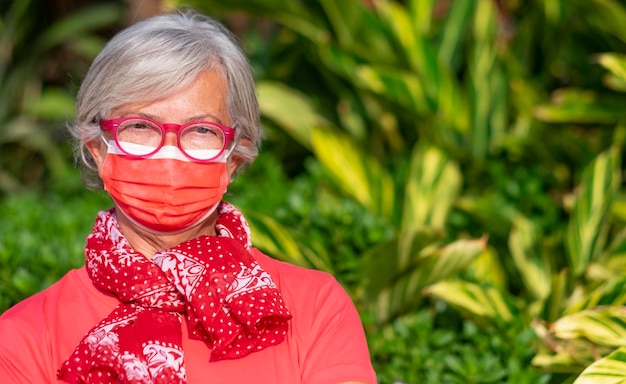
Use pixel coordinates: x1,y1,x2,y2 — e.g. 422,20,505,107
99,140,230,234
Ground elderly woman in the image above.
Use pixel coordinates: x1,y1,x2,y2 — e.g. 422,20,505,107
0,10,376,384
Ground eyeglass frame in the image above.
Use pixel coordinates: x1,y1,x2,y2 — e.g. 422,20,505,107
99,116,236,162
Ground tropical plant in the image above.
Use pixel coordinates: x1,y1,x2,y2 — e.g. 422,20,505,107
172,0,626,381
4,0,626,381
0,0,123,195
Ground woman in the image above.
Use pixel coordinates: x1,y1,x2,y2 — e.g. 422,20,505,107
0,10,377,384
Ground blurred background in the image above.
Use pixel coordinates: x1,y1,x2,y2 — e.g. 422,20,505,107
2,0,626,382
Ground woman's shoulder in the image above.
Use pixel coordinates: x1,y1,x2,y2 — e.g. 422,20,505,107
1,268,84,320
0,266,117,341
0,267,107,382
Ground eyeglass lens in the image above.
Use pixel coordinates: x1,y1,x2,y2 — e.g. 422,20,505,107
116,119,226,160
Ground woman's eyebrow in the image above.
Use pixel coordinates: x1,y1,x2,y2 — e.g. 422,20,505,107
116,111,225,125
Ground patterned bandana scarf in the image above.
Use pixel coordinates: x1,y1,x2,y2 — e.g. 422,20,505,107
58,202,292,383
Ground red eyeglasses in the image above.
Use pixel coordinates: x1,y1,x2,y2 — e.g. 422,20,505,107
100,116,235,162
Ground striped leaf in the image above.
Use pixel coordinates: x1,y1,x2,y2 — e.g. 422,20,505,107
362,229,443,284
368,237,486,325
257,81,324,150
376,0,438,97
424,280,515,325
243,211,333,273
465,246,508,292
573,0,626,43
566,276,626,314
552,308,626,348
319,0,389,54
566,148,621,277
469,0,506,160
573,346,626,384
400,143,462,233
311,125,395,218
595,53,626,92
534,88,626,124
437,0,475,69
317,42,432,115
509,214,551,302
596,53,626,82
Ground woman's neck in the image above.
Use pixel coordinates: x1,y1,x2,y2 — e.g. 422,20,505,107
115,208,219,258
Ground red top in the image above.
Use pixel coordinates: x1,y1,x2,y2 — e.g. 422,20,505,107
0,249,377,384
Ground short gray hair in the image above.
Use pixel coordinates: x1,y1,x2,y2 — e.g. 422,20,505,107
71,10,262,188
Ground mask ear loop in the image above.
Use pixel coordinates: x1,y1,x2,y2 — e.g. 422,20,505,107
100,134,111,148
223,142,237,159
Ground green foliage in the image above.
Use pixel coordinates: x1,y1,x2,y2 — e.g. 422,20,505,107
229,155,394,292
0,0,123,195
176,0,626,381
5,0,626,382
0,174,111,312
369,308,551,384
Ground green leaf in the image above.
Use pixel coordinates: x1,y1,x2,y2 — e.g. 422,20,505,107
469,0,506,160
424,280,515,325
509,214,551,302
311,126,394,218
368,237,486,325
437,0,475,69
595,53,626,85
566,276,626,314
566,147,621,277
36,3,123,52
553,308,626,348
319,0,381,50
25,87,76,120
573,0,626,44
465,246,508,291
243,211,333,273
375,1,439,104
257,81,324,150
573,346,626,384
534,88,626,124
400,143,462,233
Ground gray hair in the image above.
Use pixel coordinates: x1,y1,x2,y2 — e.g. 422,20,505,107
71,10,262,188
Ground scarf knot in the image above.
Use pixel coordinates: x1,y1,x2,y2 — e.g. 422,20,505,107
58,202,291,384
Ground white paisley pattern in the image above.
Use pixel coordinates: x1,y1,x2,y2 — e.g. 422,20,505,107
143,342,186,379
225,262,277,302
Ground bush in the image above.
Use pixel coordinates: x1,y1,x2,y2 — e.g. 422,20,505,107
369,307,552,384
0,172,111,312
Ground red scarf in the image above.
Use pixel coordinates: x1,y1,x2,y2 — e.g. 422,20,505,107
58,202,292,383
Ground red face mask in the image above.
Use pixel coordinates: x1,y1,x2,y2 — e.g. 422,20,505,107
99,143,230,234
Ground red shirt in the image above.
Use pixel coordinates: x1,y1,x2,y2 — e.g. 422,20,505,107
0,249,377,383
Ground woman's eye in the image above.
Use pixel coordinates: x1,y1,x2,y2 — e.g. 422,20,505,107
194,126,217,135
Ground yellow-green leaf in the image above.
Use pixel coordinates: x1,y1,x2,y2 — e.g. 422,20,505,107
573,346,626,384
424,280,514,324
553,308,626,348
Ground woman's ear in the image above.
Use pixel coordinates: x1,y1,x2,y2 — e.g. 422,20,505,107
227,139,252,178
86,137,107,172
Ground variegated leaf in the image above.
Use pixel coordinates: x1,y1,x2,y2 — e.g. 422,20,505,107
366,236,486,325
595,53,626,84
566,276,626,314
311,125,395,218
257,81,324,150
424,280,514,324
566,148,621,277
509,214,551,301
243,211,333,273
573,346,626,384
552,308,626,348
401,143,462,234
